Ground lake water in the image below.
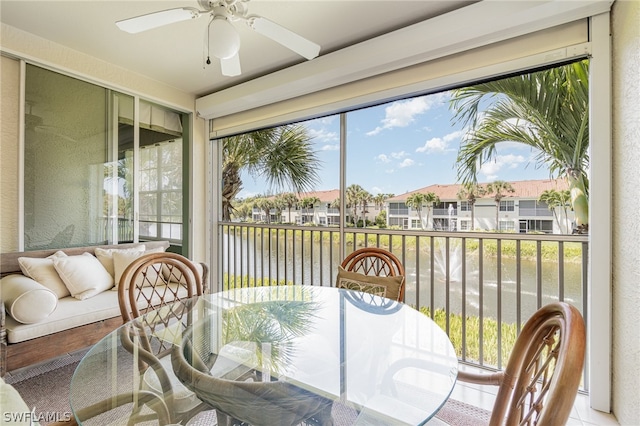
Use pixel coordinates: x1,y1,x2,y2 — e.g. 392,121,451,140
222,231,585,325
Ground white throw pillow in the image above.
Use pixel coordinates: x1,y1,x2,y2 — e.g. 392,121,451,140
1,274,58,324
113,247,166,290
53,252,114,300
95,245,146,278
17,252,70,298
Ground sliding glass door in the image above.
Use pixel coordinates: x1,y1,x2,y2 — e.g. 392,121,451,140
24,64,185,250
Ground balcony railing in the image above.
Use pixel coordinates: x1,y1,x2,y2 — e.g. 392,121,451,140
217,222,589,390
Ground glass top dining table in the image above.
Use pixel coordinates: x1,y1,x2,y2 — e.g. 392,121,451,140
70,286,458,425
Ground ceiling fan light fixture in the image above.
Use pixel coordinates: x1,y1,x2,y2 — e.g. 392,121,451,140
209,16,240,59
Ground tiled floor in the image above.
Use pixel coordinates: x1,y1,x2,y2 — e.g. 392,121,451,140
452,365,619,426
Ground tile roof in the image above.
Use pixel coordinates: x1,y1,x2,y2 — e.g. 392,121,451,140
297,189,341,203
386,179,569,202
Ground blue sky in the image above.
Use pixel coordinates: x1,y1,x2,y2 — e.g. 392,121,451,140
238,90,552,198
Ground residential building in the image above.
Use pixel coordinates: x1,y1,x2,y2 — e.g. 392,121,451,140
387,179,573,234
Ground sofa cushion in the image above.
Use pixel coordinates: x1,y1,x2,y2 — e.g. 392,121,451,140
4,283,188,344
1,275,58,324
53,252,114,300
17,252,70,298
94,245,146,278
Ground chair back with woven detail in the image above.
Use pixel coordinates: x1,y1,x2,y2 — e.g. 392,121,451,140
451,302,585,426
116,252,208,425
339,247,406,301
118,251,205,322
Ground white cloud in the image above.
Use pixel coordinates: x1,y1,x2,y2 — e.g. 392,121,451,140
479,154,527,179
321,144,339,151
416,129,465,153
399,158,415,168
391,151,408,159
307,127,338,143
366,96,437,136
376,154,391,163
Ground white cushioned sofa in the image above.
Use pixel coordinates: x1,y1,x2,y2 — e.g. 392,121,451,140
0,241,208,376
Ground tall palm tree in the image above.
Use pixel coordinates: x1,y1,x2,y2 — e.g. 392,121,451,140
405,193,427,229
358,191,372,226
222,125,320,221
254,197,275,224
423,192,440,230
558,189,572,233
485,180,515,231
450,60,589,232
299,196,320,224
278,192,299,223
456,182,485,231
538,189,563,232
346,184,367,227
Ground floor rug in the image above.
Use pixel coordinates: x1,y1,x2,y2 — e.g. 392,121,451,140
4,352,487,425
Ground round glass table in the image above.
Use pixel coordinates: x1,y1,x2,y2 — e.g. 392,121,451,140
70,286,458,425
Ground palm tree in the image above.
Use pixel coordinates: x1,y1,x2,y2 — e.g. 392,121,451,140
485,180,515,231
221,125,321,221
254,197,275,224
330,197,340,212
538,189,563,232
357,191,372,226
450,60,589,232
405,193,427,229
456,182,485,231
558,189,572,233
346,184,367,227
423,192,440,230
272,196,286,223
299,196,320,224
278,192,298,223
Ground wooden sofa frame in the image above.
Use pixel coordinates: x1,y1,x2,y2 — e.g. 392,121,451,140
0,241,208,376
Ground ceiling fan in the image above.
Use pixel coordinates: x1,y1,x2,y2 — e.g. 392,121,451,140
116,0,321,77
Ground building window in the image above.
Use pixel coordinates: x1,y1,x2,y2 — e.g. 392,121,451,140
389,203,409,215
460,201,471,212
499,220,515,231
499,200,515,212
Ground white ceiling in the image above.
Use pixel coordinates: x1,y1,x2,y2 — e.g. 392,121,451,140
0,1,475,97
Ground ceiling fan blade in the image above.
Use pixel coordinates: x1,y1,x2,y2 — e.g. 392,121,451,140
221,53,242,77
116,8,201,34
250,17,320,60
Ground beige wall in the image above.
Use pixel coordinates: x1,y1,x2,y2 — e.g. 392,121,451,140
0,56,20,252
0,23,208,262
611,0,640,424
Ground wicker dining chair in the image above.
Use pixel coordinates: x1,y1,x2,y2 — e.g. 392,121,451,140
338,247,406,302
434,302,586,426
117,252,209,425
172,322,334,426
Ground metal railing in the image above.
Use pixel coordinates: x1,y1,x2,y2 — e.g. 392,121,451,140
217,222,589,389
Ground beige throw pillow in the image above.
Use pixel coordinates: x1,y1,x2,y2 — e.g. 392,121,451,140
53,253,114,300
336,266,404,301
1,274,58,323
94,245,146,278
113,247,166,290
17,252,70,298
